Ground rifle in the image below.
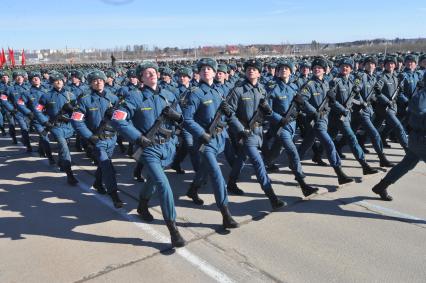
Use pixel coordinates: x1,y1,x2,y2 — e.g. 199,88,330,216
338,77,362,121
385,77,404,111
132,99,179,161
198,94,232,152
309,79,338,126
276,93,303,136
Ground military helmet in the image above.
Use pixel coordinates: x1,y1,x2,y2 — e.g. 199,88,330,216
159,66,174,77
363,56,378,65
384,56,397,65
126,68,137,78
217,64,228,73
311,57,328,70
0,70,10,77
28,71,42,80
87,70,107,83
339,57,354,69
243,59,262,72
105,69,116,79
70,70,84,80
299,60,311,69
49,71,65,83
136,61,159,76
12,69,27,79
276,60,295,73
197,58,218,72
404,54,418,63
177,67,193,78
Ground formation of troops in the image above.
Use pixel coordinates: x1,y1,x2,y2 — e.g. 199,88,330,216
1,52,426,247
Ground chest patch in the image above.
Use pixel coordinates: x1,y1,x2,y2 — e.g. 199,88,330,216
112,110,127,121
71,112,84,121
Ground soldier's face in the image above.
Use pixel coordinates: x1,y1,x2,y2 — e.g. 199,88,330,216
267,67,275,76
364,62,376,73
312,66,325,77
193,73,200,81
405,60,416,71
229,69,235,76
31,77,41,87
178,75,190,85
53,80,63,90
91,79,105,92
215,71,226,82
340,64,352,76
141,68,158,87
1,76,9,83
245,67,260,80
420,59,426,68
301,67,310,76
278,66,291,80
71,77,81,85
162,75,171,84
200,66,215,82
15,76,24,84
384,62,395,72
129,77,138,85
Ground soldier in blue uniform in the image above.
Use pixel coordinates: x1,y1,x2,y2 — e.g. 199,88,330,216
72,70,123,208
182,58,239,229
18,71,55,163
170,67,200,174
104,70,120,95
227,59,286,209
297,57,354,185
372,75,426,201
263,60,319,197
327,58,379,175
373,56,408,150
69,70,89,152
159,66,179,98
0,71,11,136
34,72,79,185
111,62,186,248
5,70,31,151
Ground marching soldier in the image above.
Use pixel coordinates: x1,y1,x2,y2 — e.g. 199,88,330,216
111,62,186,248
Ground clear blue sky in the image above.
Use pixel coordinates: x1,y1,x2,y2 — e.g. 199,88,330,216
2,0,425,50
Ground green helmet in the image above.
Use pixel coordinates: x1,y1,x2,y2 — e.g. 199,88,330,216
87,70,107,83
136,62,159,77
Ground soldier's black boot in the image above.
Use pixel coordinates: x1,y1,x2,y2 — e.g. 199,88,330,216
37,138,46,157
171,161,185,174
360,159,379,175
10,127,17,144
296,177,319,197
311,145,327,166
266,163,280,173
165,220,186,248
127,143,134,156
381,133,391,148
220,206,239,229
65,167,79,186
0,126,6,136
333,166,354,185
379,154,394,168
227,179,245,195
186,182,204,205
356,133,370,153
133,163,145,182
137,198,154,222
372,179,393,201
93,178,106,194
109,190,123,208
265,189,286,210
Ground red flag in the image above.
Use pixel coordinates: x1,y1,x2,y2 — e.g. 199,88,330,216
0,50,3,67
8,48,15,67
1,49,6,67
21,49,26,66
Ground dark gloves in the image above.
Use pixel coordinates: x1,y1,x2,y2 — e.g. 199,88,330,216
258,99,272,115
326,89,336,103
279,116,292,126
88,135,99,145
62,102,75,114
397,73,405,84
237,130,250,142
199,133,211,145
137,135,153,149
373,80,384,94
162,106,183,123
57,115,71,123
220,101,232,117
43,121,53,131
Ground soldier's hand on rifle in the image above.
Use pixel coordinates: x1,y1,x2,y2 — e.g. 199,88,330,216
259,99,272,115
88,135,99,145
58,115,71,123
397,73,405,84
361,102,368,109
137,135,153,149
374,81,384,94
386,100,393,107
199,133,211,145
237,130,250,142
220,101,232,117
279,116,292,126
162,106,183,123
43,121,53,131
352,84,362,94
326,90,336,103
62,102,75,114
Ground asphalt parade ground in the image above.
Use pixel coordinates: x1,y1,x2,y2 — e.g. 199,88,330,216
0,133,425,283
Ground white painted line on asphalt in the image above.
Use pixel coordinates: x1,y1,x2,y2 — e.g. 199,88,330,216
74,179,235,283
357,201,426,222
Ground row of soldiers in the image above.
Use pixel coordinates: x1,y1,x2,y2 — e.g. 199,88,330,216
0,53,425,248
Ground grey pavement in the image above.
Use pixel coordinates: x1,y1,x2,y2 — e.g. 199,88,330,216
0,134,425,283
